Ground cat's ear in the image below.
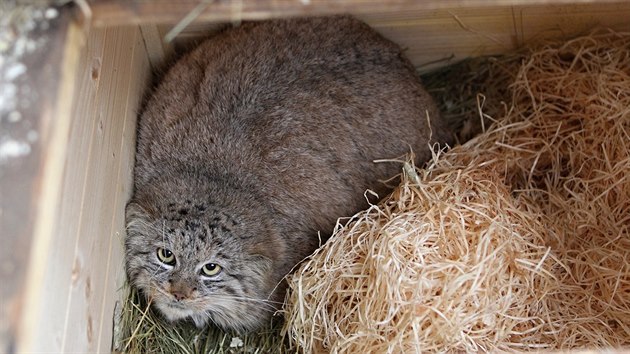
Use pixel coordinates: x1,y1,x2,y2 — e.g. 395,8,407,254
125,198,157,236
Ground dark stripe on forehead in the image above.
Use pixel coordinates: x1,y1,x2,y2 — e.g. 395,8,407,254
207,234,224,248
129,250,152,257
215,251,229,260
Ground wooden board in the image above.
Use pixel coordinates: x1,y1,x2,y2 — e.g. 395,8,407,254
96,25,151,352
362,2,630,70
18,26,106,352
139,23,174,72
136,2,630,72
89,0,628,26
14,23,151,354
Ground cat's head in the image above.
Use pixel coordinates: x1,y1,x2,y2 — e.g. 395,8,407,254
124,186,288,332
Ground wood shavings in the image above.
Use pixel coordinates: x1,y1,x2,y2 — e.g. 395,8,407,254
283,29,630,352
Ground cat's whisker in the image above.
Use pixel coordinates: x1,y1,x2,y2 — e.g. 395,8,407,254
269,278,291,302
204,295,279,310
205,313,220,328
144,280,279,312
205,300,277,316
145,265,165,279
194,296,278,314
146,282,173,300
215,295,284,306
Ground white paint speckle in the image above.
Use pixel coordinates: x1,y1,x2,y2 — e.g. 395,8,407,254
229,337,244,348
45,8,59,20
27,130,38,142
1,4,57,161
5,62,26,81
23,17,37,32
0,139,31,161
13,37,27,57
0,83,17,111
26,39,38,53
7,111,21,123
31,9,43,21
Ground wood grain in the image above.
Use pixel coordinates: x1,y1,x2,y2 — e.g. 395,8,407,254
90,0,628,26
140,2,630,72
13,23,151,354
59,26,149,353
140,24,174,72
18,26,106,354
96,25,151,352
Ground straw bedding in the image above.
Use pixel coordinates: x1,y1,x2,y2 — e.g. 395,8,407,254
282,30,630,352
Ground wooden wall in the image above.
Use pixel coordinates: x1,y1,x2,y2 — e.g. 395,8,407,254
141,2,630,71
89,0,629,26
15,24,151,354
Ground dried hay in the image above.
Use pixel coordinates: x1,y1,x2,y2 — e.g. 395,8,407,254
116,287,286,354
282,29,630,352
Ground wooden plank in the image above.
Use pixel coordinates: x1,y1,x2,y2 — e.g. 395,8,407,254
355,7,518,71
158,2,630,72
140,23,173,72
517,3,630,41
0,6,79,353
16,27,107,353
59,26,144,353
89,0,628,27
361,2,630,70
10,22,148,353
96,25,151,352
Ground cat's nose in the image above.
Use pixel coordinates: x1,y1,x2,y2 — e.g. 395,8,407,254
172,290,188,301
170,281,196,301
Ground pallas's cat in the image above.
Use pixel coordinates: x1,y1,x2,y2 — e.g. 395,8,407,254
125,16,453,331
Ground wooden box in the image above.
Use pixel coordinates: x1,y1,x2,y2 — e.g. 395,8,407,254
2,0,630,352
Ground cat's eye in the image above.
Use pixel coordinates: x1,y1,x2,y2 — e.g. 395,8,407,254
201,263,222,277
157,248,176,265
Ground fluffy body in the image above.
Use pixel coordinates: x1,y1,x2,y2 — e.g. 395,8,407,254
125,15,453,332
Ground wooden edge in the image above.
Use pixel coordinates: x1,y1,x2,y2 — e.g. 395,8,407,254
89,0,628,27
101,27,152,352
139,24,174,72
0,5,84,353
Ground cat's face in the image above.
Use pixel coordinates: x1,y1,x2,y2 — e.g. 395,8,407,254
125,195,286,331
